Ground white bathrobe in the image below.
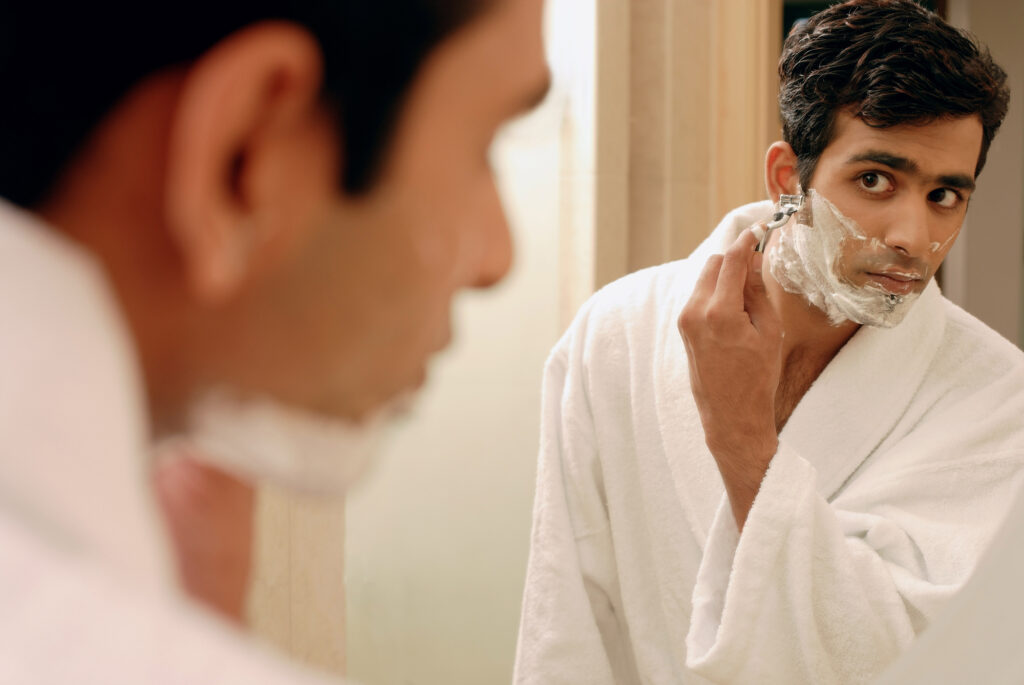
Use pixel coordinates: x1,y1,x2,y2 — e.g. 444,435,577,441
875,485,1024,684
513,200,1024,685
0,200,339,684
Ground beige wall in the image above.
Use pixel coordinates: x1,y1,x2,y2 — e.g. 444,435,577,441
943,0,1024,346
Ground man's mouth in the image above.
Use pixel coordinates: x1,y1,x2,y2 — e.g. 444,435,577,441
864,271,923,296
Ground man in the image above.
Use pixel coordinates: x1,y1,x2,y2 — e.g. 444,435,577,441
0,0,548,681
514,1,1021,683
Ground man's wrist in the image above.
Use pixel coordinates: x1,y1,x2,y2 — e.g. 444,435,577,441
706,429,778,468
706,435,779,530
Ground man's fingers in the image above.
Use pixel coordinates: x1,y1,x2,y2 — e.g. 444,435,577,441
690,254,724,304
712,228,762,311
678,255,722,335
744,251,779,336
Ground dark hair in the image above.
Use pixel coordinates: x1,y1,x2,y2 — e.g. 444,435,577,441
779,0,1010,190
0,1,489,207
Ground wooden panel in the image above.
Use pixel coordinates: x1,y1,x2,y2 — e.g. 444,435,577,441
667,0,715,261
594,0,631,289
247,490,347,677
627,0,673,272
603,0,784,277
711,0,783,227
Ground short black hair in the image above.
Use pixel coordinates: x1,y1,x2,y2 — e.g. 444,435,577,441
779,0,1010,190
0,1,489,207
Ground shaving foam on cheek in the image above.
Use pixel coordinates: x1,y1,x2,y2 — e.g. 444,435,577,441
766,189,922,328
930,227,960,255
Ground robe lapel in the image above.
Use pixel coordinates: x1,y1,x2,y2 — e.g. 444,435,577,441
780,280,946,499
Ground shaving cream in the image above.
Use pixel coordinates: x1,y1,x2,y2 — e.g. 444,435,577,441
156,389,412,497
766,189,925,328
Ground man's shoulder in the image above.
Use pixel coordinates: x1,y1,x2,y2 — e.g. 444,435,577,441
937,296,1024,380
593,258,695,317
559,258,696,357
933,296,1024,397
551,199,771,365
579,199,772,317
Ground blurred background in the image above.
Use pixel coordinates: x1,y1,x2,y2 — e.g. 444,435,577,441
244,0,1024,683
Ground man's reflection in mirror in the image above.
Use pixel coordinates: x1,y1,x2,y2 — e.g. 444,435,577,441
514,2,1020,683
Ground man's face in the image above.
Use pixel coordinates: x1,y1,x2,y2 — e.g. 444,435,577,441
806,110,983,297
223,0,550,420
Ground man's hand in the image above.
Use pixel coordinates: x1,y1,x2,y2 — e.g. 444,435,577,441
154,451,255,623
678,227,784,530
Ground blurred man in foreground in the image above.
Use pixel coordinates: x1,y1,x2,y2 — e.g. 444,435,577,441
0,1,548,681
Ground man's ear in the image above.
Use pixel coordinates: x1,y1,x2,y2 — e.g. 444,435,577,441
764,141,801,203
164,21,331,304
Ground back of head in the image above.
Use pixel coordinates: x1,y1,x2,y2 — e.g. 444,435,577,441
0,1,487,208
779,0,1010,189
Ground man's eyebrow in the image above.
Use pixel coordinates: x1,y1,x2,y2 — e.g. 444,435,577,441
846,149,976,192
846,150,919,173
937,174,976,192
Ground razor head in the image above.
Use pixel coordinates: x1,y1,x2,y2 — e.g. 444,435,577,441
779,194,804,214
755,193,806,252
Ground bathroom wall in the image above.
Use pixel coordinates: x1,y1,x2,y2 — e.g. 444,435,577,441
940,0,1024,346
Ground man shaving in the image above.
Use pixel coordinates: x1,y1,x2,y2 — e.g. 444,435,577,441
0,0,548,681
514,1,1022,683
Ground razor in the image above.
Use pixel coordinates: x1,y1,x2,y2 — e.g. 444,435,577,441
755,194,804,252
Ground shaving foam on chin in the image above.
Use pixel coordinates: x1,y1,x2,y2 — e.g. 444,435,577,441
156,390,412,497
766,189,922,328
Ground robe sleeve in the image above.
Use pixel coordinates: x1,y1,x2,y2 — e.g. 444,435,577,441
875,482,1024,684
686,441,1024,684
513,339,641,685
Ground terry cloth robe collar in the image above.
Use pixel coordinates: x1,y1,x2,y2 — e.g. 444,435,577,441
686,200,946,500
0,198,174,587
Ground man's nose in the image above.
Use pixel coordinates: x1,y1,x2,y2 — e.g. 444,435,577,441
470,179,514,290
883,197,933,258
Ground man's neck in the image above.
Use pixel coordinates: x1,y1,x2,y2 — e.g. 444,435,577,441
764,265,859,364
763,264,860,431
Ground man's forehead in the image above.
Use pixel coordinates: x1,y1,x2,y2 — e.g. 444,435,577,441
828,111,983,179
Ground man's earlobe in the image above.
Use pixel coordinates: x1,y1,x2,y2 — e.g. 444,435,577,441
764,141,801,203
162,22,325,305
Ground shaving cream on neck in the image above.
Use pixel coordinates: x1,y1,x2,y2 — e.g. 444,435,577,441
766,189,922,328
156,389,412,497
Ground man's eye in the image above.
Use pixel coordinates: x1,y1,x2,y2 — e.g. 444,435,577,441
857,172,893,194
928,188,962,209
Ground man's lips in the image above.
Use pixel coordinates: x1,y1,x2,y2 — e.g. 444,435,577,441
864,271,923,295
